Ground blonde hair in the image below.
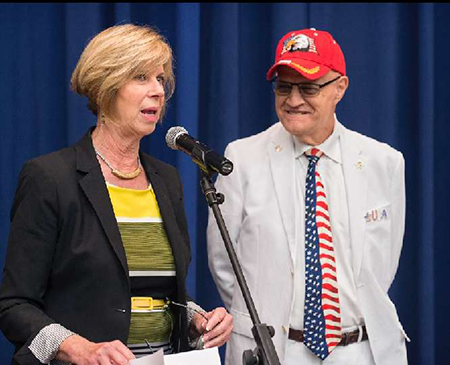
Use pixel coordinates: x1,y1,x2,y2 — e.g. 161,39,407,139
70,23,175,119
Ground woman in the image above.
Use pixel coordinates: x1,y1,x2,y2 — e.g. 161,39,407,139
0,24,232,365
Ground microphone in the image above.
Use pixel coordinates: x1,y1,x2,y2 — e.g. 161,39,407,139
165,126,233,176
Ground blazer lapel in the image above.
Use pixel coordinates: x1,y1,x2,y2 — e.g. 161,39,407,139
267,124,297,267
339,124,367,279
75,130,130,280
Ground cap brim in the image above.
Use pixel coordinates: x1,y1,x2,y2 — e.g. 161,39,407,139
266,58,331,81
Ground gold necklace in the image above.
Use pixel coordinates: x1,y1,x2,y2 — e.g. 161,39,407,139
95,148,142,180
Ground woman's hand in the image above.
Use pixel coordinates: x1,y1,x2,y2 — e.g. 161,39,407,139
189,307,233,349
56,334,135,365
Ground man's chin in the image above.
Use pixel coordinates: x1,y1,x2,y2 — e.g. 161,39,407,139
280,117,312,134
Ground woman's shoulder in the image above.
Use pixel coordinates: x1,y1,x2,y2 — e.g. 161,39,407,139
22,129,95,178
140,152,178,175
25,145,76,173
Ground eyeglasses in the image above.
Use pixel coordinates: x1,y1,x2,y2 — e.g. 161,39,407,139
271,76,341,97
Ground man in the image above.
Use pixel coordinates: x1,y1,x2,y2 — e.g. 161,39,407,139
206,28,409,365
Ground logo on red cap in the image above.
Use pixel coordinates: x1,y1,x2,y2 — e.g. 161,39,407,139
281,34,317,55
266,29,346,81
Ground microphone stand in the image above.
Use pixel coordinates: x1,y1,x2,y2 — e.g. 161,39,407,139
199,168,281,365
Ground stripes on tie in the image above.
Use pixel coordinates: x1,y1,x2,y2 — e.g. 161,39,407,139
303,148,342,359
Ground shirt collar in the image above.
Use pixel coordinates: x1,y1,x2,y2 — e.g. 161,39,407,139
293,117,342,164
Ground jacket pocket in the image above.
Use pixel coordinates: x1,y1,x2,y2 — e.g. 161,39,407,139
363,203,393,289
230,308,254,339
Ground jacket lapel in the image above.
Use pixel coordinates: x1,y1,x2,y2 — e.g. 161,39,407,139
267,124,297,267
339,124,367,280
75,130,130,280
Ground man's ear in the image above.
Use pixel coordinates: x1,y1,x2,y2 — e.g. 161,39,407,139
335,76,349,104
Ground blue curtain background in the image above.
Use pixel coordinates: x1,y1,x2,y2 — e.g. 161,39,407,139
1,3,449,364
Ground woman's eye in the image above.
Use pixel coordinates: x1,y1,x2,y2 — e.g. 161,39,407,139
156,75,165,84
135,74,147,81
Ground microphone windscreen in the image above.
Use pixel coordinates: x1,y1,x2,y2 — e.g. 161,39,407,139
165,126,188,150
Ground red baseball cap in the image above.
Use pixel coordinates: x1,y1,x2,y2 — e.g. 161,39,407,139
266,28,346,81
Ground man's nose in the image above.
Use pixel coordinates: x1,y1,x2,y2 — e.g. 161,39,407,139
286,85,306,104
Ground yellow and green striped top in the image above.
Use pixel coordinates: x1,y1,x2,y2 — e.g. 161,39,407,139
107,182,176,355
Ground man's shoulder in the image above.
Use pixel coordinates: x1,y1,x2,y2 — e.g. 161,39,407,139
226,122,283,152
341,124,403,158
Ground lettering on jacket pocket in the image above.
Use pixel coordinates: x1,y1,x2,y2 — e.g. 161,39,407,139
364,206,389,223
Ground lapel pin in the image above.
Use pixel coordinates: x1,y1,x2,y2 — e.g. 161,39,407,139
275,145,282,152
356,161,363,169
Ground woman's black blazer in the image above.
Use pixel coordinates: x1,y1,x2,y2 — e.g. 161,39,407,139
0,128,192,364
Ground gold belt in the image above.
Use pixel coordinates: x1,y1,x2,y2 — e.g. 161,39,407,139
131,297,169,312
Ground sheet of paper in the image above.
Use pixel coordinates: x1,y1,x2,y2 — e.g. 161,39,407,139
164,347,221,365
129,349,164,365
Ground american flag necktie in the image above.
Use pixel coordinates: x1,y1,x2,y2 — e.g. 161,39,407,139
303,148,342,359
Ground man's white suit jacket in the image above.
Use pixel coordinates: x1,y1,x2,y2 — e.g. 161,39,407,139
207,119,409,365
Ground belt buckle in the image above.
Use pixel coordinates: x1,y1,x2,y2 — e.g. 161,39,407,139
340,332,350,346
131,296,156,311
340,328,361,346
